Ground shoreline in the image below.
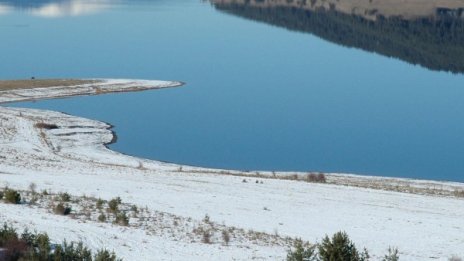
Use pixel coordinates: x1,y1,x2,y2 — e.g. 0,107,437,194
0,79,463,259
0,78,462,196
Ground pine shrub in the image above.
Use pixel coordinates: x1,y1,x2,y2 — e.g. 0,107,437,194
108,197,122,213
94,249,121,261
318,231,369,261
286,239,316,261
114,212,129,226
96,198,105,209
383,247,399,261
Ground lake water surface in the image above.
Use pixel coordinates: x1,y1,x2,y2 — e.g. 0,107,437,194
2,0,464,181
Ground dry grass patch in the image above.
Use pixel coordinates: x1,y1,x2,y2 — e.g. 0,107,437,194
0,79,100,91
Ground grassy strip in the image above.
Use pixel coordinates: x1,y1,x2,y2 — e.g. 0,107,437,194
0,79,100,91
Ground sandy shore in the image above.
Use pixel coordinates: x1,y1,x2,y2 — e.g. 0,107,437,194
0,79,463,260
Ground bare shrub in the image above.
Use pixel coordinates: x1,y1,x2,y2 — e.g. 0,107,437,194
222,230,230,246
202,230,211,244
306,173,327,183
453,190,464,198
203,214,211,224
29,183,37,194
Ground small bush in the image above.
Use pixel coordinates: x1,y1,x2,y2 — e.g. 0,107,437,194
318,231,369,261
306,173,327,183
54,203,72,215
94,249,120,261
3,188,21,204
54,241,92,260
289,174,299,180
114,212,129,226
0,191,3,200
0,223,19,246
449,256,463,261
130,205,138,213
453,190,464,198
286,239,316,261
59,192,71,202
29,183,37,194
96,198,105,209
203,214,211,224
108,197,122,213
383,247,399,261
98,213,106,222
222,230,230,246
202,230,211,244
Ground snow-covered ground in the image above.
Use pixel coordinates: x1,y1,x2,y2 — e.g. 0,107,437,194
0,79,463,260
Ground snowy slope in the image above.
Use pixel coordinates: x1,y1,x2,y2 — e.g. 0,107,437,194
0,79,463,260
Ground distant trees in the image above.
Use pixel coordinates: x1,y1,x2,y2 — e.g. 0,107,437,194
213,2,464,73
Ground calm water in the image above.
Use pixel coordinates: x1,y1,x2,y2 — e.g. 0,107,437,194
2,0,464,181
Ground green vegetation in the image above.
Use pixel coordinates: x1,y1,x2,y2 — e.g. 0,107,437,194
318,231,369,261
0,223,121,261
107,197,122,213
3,188,21,204
286,231,401,261
286,239,317,261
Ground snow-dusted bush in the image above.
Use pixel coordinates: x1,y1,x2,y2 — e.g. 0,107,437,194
0,223,121,261
108,197,122,213
114,212,129,226
286,238,316,261
3,188,21,204
96,198,105,209
222,229,230,246
318,231,369,261
59,192,72,202
54,203,72,215
202,230,211,244
382,247,399,261
94,249,120,261
98,213,106,222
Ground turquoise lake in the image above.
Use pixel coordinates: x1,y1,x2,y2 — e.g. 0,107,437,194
2,0,464,181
